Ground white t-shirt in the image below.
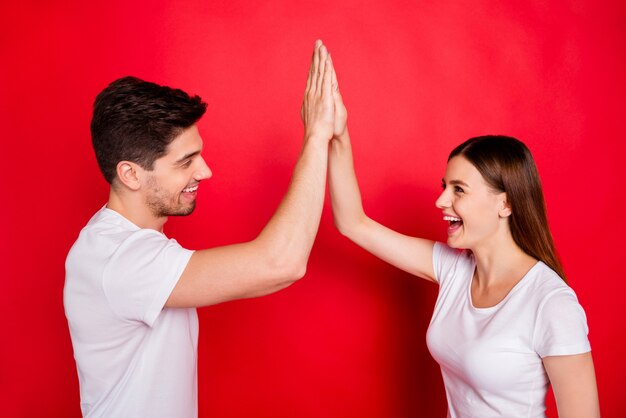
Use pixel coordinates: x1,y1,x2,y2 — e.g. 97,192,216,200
64,207,197,417
426,242,590,418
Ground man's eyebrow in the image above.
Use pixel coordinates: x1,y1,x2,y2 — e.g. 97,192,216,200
173,150,202,164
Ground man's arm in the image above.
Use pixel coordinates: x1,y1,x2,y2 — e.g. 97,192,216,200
166,40,335,308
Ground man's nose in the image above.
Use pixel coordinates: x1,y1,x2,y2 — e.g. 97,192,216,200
195,157,212,180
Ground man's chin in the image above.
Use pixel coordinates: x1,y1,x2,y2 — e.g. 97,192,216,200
161,203,197,217
174,204,196,216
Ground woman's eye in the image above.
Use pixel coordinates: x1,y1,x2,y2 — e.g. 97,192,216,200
454,186,464,193
182,160,192,168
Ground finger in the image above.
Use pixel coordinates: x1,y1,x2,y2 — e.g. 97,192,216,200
305,40,321,93
321,56,333,99
331,71,344,107
327,55,345,111
329,53,340,93
309,41,322,95
305,65,312,94
316,44,328,94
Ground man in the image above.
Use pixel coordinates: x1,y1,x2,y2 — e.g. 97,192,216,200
64,40,336,417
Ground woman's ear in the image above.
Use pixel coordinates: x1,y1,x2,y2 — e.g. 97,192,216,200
499,195,512,218
115,161,142,191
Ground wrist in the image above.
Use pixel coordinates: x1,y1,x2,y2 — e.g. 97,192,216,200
333,127,350,142
303,134,332,152
304,131,332,145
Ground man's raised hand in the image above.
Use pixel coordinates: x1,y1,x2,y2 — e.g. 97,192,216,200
301,40,335,143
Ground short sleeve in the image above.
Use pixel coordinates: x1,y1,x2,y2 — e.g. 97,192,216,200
533,289,591,357
102,229,194,326
432,242,470,286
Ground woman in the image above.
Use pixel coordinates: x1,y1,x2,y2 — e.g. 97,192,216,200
327,65,599,416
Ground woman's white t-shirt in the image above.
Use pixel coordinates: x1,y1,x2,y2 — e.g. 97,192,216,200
426,242,591,418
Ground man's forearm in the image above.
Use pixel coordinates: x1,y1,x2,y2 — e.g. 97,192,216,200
255,137,329,274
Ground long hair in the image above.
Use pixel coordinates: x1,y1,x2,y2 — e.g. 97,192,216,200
449,135,566,282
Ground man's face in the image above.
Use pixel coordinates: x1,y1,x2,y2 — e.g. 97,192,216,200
143,125,212,218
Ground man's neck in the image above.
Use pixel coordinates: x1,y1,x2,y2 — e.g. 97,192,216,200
107,188,167,232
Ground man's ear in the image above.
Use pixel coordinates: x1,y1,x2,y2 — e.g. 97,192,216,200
115,161,142,191
499,194,512,218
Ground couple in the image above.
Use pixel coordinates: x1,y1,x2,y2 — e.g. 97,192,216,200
64,40,599,417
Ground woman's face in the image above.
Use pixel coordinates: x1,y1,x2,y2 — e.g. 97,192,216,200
435,156,510,250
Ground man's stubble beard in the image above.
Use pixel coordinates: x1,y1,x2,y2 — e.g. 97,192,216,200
145,176,196,218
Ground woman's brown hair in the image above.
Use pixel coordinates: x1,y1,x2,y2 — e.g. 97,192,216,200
449,135,566,282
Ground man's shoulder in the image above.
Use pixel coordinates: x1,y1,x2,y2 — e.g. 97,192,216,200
83,207,167,241
84,206,136,232
67,207,169,262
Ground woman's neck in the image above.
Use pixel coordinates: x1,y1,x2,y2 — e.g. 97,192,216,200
471,234,537,290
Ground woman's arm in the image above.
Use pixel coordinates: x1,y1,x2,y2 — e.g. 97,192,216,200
327,63,436,282
543,352,600,417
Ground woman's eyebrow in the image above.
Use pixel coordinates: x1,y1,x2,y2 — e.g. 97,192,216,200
443,178,470,187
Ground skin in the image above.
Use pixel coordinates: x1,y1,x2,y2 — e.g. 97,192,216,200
108,39,336,308
327,65,599,416
107,124,212,231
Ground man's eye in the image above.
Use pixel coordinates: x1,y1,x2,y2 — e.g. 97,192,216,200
454,186,464,193
182,160,192,168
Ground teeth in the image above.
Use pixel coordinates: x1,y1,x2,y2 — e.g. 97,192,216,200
183,185,198,193
443,215,461,222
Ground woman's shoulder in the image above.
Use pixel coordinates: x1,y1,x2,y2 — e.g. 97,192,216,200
526,261,581,308
432,242,474,285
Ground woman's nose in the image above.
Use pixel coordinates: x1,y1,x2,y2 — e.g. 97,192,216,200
435,189,450,209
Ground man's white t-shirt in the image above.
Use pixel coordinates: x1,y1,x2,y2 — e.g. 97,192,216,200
64,207,197,417
426,242,590,418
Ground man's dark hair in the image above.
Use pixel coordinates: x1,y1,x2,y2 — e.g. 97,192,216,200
91,76,207,184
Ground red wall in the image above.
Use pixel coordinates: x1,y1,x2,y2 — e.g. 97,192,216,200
2,1,625,416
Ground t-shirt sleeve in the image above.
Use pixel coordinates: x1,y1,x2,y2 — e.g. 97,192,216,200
432,241,468,286
102,229,194,326
533,288,591,357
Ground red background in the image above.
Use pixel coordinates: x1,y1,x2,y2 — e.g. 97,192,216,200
2,1,625,417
